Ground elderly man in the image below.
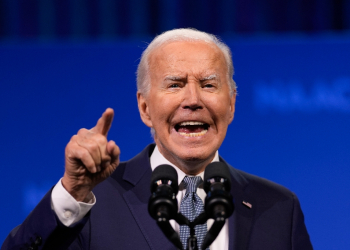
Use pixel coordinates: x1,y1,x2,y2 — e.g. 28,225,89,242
2,29,312,250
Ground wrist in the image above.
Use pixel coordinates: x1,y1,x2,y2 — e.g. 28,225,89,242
62,175,93,202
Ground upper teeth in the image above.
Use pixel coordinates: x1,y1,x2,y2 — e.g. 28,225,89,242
179,121,204,126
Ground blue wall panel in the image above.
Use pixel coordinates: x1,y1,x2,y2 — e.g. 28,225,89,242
1,35,349,249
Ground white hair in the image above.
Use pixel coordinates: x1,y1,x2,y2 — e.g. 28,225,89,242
136,28,237,96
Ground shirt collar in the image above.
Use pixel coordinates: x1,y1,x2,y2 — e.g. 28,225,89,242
150,145,220,186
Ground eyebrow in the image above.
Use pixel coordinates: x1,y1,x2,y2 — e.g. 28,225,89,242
164,75,185,81
201,74,218,81
164,74,218,81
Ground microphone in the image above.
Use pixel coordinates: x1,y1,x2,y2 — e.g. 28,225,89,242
148,164,183,249
202,162,234,250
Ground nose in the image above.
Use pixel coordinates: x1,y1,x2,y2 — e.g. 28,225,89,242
182,83,203,110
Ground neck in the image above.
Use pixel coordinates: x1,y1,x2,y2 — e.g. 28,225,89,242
176,157,215,175
157,147,216,176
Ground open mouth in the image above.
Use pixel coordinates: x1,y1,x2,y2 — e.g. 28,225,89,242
174,121,209,137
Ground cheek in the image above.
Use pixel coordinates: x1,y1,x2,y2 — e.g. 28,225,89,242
206,96,232,120
148,95,178,125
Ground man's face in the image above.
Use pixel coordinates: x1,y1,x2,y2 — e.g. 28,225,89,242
138,41,236,174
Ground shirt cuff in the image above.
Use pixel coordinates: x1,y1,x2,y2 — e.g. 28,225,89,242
51,178,96,227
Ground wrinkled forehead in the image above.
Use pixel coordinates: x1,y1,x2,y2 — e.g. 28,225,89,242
148,40,228,75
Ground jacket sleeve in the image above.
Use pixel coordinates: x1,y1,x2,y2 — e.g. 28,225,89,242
291,193,313,250
1,190,89,250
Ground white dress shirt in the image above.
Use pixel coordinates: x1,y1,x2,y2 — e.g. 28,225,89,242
51,146,228,250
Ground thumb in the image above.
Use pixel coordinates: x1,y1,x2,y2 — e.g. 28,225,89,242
107,140,120,161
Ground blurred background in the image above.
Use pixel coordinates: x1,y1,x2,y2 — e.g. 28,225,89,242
0,0,349,249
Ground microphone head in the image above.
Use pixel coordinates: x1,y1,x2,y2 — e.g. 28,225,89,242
204,162,231,192
204,162,234,220
150,164,179,194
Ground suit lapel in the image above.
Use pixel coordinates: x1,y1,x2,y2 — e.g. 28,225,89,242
122,144,177,250
220,159,255,250
120,146,255,250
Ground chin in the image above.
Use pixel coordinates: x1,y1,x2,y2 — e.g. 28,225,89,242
174,147,215,163
156,133,219,162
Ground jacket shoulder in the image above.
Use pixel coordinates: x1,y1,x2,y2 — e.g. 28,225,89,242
233,167,296,200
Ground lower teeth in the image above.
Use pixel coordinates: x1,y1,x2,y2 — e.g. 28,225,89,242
179,130,208,137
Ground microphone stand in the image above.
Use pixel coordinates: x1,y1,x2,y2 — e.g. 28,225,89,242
155,209,207,250
149,163,234,250
200,205,227,250
177,207,229,250
154,204,228,250
185,212,208,250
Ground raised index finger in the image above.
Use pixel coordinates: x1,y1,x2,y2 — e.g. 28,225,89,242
91,108,114,136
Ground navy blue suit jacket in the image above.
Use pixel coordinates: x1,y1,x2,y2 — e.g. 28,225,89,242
2,144,313,250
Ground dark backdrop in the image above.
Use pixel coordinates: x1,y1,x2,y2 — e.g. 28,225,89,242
1,0,350,39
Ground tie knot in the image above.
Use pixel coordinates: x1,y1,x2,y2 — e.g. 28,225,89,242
182,176,202,194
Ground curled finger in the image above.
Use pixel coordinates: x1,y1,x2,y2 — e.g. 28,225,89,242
75,138,102,172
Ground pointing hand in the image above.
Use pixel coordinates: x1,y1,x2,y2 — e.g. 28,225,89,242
62,108,120,202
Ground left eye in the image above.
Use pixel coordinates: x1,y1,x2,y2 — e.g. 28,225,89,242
169,83,180,88
203,84,214,88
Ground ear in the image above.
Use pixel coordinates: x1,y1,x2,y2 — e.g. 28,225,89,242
228,90,236,124
137,92,153,128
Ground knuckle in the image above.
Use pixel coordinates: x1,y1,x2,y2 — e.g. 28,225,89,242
65,150,75,159
70,135,78,141
80,148,91,159
65,141,77,154
94,134,107,145
85,140,100,154
67,136,78,149
77,128,89,136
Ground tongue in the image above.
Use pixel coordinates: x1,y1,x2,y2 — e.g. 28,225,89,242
178,125,205,133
